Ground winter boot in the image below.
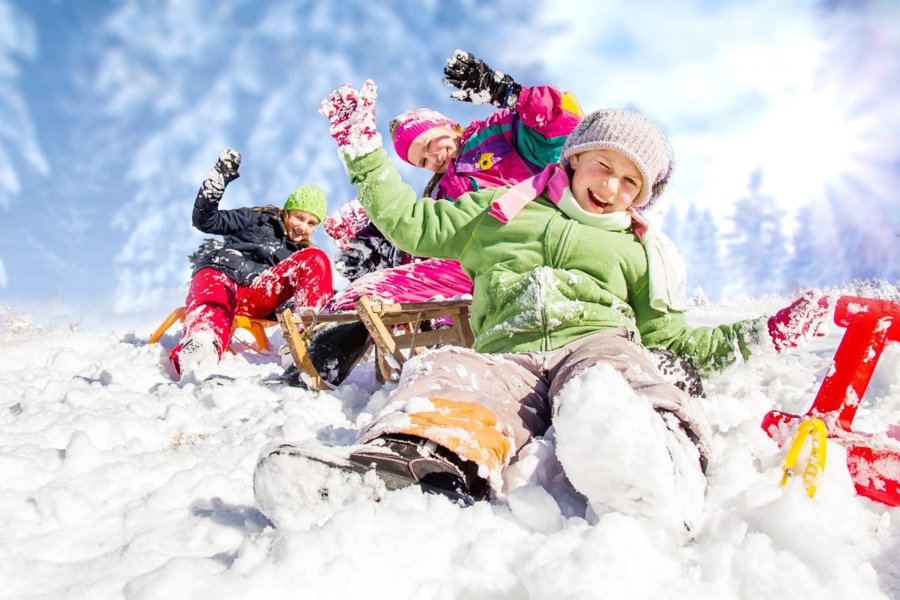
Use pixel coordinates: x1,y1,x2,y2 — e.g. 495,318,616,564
343,434,489,504
647,347,705,398
255,434,488,515
280,320,373,388
170,332,220,381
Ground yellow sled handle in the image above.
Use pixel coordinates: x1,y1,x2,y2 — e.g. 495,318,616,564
781,417,828,498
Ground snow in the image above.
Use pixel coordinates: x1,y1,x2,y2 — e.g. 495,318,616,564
3,295,900,599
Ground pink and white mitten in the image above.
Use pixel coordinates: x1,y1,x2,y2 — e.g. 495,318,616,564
768,290,831,351
319,79,382,160
323,198,372,250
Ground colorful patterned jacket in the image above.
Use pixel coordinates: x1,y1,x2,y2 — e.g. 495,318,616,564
432,85,584,200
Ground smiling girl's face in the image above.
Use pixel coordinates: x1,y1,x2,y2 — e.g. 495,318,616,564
283,210,320,243
405,126,461,173
568,149,644,214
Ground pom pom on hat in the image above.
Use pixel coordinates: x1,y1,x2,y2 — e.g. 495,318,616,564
561,109,674,209
390,108,458,165
283,184,327,222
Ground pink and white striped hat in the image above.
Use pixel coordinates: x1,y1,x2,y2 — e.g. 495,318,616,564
389,108,458,165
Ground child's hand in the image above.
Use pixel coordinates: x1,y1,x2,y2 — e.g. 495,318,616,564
323,211,354,250
323,199,371,250
215,148,241,184
334,236,397,280
200,148,241,202
767,290,831,351
442,49,521,110
319,80,382,158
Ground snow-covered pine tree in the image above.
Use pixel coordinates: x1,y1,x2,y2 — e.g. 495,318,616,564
723,170,789,298
673,204,725,302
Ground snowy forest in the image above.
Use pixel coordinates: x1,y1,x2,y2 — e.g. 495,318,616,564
664,168,900,303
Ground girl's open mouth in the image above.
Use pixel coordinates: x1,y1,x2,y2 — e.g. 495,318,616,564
588,188,612,209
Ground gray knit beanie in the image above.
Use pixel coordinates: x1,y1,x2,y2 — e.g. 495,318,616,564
560,109,674,209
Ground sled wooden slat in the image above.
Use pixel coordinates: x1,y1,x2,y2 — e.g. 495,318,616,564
353,296,475,383
277,308,333,391
277,296,476,389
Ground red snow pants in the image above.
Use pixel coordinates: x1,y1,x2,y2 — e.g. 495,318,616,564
172,247,333,369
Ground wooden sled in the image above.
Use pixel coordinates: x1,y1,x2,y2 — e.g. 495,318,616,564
278,295,475,391
762,295,900,506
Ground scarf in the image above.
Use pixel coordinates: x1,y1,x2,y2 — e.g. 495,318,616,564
489,164,688,313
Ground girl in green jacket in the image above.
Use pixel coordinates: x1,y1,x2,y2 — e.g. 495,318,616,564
255,81,830,532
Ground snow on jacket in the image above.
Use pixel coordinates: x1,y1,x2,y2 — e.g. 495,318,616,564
191,195,307,287
346,85,583,246
346,148,762,374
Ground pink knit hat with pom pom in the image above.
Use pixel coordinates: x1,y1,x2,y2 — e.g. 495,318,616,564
390,108,458,165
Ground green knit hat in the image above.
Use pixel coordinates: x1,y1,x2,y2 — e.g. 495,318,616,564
283,184,327,221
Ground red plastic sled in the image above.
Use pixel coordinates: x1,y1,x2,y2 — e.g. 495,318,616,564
762,295,900,506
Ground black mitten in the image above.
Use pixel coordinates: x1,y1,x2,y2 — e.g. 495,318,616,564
200,148,241,202
215,147,241,184
442,49,522,110
334,237,399,280
647,347,705,399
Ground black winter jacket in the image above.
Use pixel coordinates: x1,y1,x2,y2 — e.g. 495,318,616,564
191,192,306,287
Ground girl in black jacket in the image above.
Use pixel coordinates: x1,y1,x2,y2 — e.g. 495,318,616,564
171,148,333,378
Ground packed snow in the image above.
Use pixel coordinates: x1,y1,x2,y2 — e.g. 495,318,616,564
2,290,900,600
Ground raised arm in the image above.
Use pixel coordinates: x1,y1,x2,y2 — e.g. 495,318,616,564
191,148,257,235
442,49,583,162
319,80,491,260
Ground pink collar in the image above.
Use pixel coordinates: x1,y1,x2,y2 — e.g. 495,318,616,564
488,164,570,223
488,163,650,241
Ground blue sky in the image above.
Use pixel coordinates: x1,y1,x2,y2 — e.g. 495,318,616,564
1,0,898,315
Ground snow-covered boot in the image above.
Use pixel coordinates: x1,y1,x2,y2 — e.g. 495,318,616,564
280,321,373,388
254,434,487,527
170,331,220,383
554,364,707,536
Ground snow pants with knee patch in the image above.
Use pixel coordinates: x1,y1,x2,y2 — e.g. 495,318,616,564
356,328,712,491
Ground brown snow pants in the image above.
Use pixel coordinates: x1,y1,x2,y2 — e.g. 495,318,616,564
357,329,710,483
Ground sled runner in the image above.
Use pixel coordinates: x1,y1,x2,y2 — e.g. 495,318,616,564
762,295,900,506
278,296,475,390
149,306,278,354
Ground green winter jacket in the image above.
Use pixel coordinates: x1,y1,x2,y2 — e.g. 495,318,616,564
348,148,762,373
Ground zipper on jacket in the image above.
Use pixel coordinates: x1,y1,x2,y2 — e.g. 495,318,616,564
540,215,574,351
538,266,550,352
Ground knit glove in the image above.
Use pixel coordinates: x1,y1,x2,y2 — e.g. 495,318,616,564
199,148,241,202
442,49,522,110
323,198,372,250
334,237,400,281
767,290,831,351
319,80,382,159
